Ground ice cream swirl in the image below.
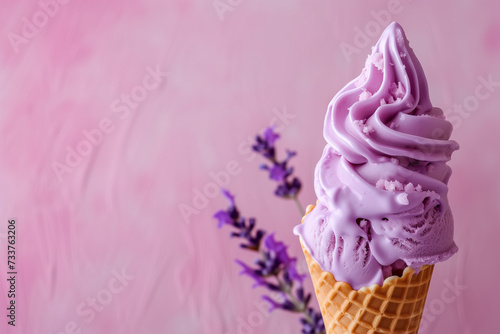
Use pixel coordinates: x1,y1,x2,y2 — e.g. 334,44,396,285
294,22,459,289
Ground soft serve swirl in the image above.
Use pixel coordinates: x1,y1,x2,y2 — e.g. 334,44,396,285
294,22,459,289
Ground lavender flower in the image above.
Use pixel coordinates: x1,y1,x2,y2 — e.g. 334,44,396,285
214,190,264,250
253,127,302,200
301,308,326,334
214,190,325,334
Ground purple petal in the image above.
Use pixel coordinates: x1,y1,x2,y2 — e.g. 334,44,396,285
263,233,278,250
264,234,292,266
269,164,287,181
262,295,281,312
263,127,280,147
259,164,270,170
252,138,267,153
213,210,232,228
235,260,265,287
287,259,307,283
285,149,297,160
275,178,302,198
221,188,235,206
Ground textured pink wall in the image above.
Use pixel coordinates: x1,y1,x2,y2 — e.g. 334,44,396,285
0,1,499,333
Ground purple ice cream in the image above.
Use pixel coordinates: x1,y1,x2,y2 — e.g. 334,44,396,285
293,22,459,290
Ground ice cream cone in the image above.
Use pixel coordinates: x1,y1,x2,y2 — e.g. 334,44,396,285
300,204,434,334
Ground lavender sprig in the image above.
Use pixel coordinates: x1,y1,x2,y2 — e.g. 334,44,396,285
252,127,304,216
214,190,325,334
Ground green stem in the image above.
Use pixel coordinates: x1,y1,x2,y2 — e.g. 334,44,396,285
293,197,305,217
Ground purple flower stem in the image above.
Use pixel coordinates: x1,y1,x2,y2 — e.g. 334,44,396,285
237,242,318,328
277,276,306,311
214,189,324,333
261,253,319,329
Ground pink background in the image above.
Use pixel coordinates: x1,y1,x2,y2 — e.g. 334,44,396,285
0,1,499,333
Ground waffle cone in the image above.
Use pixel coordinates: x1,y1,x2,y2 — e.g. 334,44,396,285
300,204,433,334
